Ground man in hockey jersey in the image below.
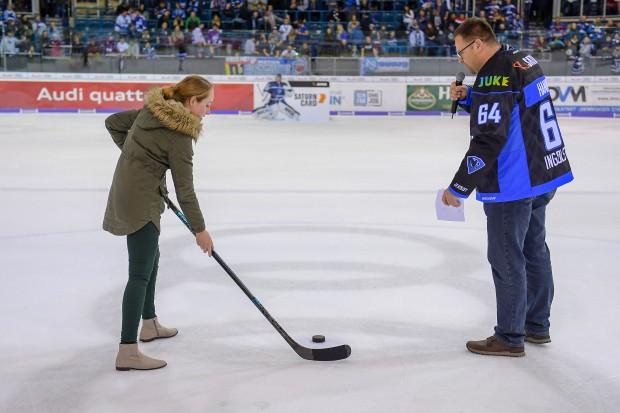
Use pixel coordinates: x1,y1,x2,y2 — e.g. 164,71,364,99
252,74,300,120
442,18,573,357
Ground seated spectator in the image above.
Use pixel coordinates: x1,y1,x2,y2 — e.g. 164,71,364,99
221,2,235,30
244,36,258,55
249,10,263,32
548,34,566,51
260,8,274,31
210,15,221,30
156,21,173,51
268,26,283,46
115,10,131,34
171,25,185,49
17,14,33,37
71,33,84,57
193,38,206,58
158,9,172,29
347,14,359,34
172,14,185,31
384,30,400,55
87,38,102,57
103,34,118,55
128,38,140,58
142,41,158,58
425,21,441,56
172,2,186,21
137,3,150,20
548,16,567,37
360,35,377,58
281,43,297,60
206,24,222,57
186,0,201,15
349,21,365,56
287,24,297,45
409,23,425,56
0,30,18,56
3,3,17,24
116,36,130,56
402,5,414,28
533,35,550,53
261,37,281,56
296,19,309,43
18,33,36,57
154,1,169,20
567,22,583,42
126,23,139,41
564,34,580,57
279,17,293,43
329,6,344,24
336,23,348,56
579,35,595,57
298,41,312,57
32,15,47,40
319,26,339,55
186,10,201,31
133,9,148,34
360,13,373,34
509,13,524,37
417,9,429,29
37,30,52,56
49,33,62,57
48,21,60,40
140,28,153,46
192,23,206,45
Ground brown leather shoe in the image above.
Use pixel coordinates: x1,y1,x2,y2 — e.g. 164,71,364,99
525,332,551,344
466,336,525,357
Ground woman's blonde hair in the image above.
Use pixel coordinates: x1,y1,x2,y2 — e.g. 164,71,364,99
161,75,213,104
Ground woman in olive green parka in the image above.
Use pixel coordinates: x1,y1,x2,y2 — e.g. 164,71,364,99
104,75,214,371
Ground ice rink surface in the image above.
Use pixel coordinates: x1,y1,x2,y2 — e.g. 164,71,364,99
0,113,618,413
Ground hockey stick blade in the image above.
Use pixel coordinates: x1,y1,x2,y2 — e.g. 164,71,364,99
163,195,352,362
294,343,352,361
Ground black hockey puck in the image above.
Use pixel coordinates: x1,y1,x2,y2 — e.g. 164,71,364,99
312,335,325,343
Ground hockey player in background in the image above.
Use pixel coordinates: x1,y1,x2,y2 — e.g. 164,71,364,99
443,18,573,357
252,74,300,120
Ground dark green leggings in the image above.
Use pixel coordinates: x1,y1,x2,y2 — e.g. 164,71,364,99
121,222,160,344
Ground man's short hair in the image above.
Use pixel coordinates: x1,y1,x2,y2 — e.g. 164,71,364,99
454,17,498,43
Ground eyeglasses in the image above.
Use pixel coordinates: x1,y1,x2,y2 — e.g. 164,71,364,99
457,39,479,59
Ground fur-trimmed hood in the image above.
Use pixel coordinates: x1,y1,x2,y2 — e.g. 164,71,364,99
143,87,202,140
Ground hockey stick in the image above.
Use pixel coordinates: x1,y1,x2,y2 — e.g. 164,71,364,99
164,196,351,362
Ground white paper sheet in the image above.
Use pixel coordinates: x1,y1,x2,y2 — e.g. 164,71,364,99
435,188,465,221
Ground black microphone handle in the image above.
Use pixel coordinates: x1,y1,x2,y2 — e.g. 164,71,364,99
451,79,463,118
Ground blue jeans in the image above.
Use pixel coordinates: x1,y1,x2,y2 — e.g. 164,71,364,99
483,190,556,346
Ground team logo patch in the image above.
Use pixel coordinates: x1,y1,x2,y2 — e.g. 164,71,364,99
467,156,485,174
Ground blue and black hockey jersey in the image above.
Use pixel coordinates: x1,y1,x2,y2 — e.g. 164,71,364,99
263,81,292,103
449,44,574,203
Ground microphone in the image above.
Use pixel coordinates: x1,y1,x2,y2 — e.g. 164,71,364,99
451,72,465,119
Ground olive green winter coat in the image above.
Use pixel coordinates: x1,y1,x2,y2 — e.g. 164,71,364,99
103,87,206,236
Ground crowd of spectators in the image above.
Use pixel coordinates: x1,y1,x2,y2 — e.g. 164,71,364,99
1,0,620,67
539,14,620,73
0,3,67,58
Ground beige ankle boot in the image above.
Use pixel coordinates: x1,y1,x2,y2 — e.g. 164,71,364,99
115,343,167,371
139,317,178,342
